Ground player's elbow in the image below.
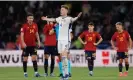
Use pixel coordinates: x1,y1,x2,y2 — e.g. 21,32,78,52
100,38,103,41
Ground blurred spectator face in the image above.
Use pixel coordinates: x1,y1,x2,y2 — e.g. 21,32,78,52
88,25,94,31
116,25,123,31
60,7,68,16
27,16,34,24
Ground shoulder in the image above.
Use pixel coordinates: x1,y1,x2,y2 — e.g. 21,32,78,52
33,22,37,26
22,23,27,28
83,30,88,34
124,30,128,34
113,32,118,36
93,31,99,34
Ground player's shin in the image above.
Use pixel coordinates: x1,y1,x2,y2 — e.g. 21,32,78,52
32,60,38,73
62,53,69,78
68,59,71,74
44,59,48,74
58,58,63,75
125,62,129,72
119,63,123,73
50,57,55,74
23,61,27,73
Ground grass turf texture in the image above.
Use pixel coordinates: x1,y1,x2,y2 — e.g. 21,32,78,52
0,67,132,80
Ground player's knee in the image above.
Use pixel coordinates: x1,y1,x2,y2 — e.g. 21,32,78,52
67,55,70,60
119,59,123,63
51,56,55,60
31,55,37,61
87,58,91,65
44,54,49,59
23,57,28,61
125,61,129,65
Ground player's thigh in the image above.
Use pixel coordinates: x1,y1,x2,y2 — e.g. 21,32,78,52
85,51,92,60
117,52,124,60
57,41,63,54
44,46,51,59
50,46,57,59
61,41,69,56
22,47,29,61
92,51,96,60
29,46,37,61
124,52,129,63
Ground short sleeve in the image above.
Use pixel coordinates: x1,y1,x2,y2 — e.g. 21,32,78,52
55,17,60,23
111,32,116,41
96,32,102,39
79,32,85,38
125,31,131,40
69,28,72,32
20,25,25,33
35,24,38,32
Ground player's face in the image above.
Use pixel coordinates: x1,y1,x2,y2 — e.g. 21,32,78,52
88,25,94,31
60,8,68,16
27,16,34,23
116,25,123,31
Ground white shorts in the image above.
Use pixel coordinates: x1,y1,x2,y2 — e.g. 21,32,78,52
58,40,70,54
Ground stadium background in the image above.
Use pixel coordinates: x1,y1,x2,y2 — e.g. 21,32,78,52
0,1,133,80
0,1,133,50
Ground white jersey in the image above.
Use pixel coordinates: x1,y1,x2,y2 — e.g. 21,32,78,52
56,16,72,41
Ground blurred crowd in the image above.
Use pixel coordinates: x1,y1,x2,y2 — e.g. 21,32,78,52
0,1,133,50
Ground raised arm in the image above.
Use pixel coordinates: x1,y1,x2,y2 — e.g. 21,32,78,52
71,12,82,23
41,16,56,22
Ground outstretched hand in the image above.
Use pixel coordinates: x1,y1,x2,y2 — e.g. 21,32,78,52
77,12,82,18
41,16,47,20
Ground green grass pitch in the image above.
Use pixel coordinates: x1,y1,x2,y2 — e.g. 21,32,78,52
0,67,133,80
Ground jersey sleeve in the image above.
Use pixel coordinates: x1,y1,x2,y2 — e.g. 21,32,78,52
111,32,116,41
20,24,25,33
70,17,78,23
35,24,38,33
55,17,60,23
69,28,72,33
125,31,131,40
96,32,102,39
79,32,85,38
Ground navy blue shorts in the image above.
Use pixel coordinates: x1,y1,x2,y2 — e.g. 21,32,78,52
117,52,128,59
22,46,37,57
85,51,96,60
44,46,58,56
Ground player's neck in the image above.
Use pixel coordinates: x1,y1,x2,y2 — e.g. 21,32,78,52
118,30,123,33
27,22,33,26
88,30,93,33
61,15,67,18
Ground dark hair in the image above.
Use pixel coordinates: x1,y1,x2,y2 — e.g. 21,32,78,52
88,22,94,26
27,13,34,17
115,22,123,26
61,5,69,10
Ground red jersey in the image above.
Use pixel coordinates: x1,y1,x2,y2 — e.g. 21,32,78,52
79,31,102,51
43,24,56,46
21,22,38,46
111,30,130,52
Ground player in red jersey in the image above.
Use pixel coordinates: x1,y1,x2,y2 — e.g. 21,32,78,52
111,22,132,77
78,22,103,76
20,13,41,77
43,21,58,77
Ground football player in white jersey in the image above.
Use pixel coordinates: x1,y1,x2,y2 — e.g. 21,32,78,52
41,5,82,80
